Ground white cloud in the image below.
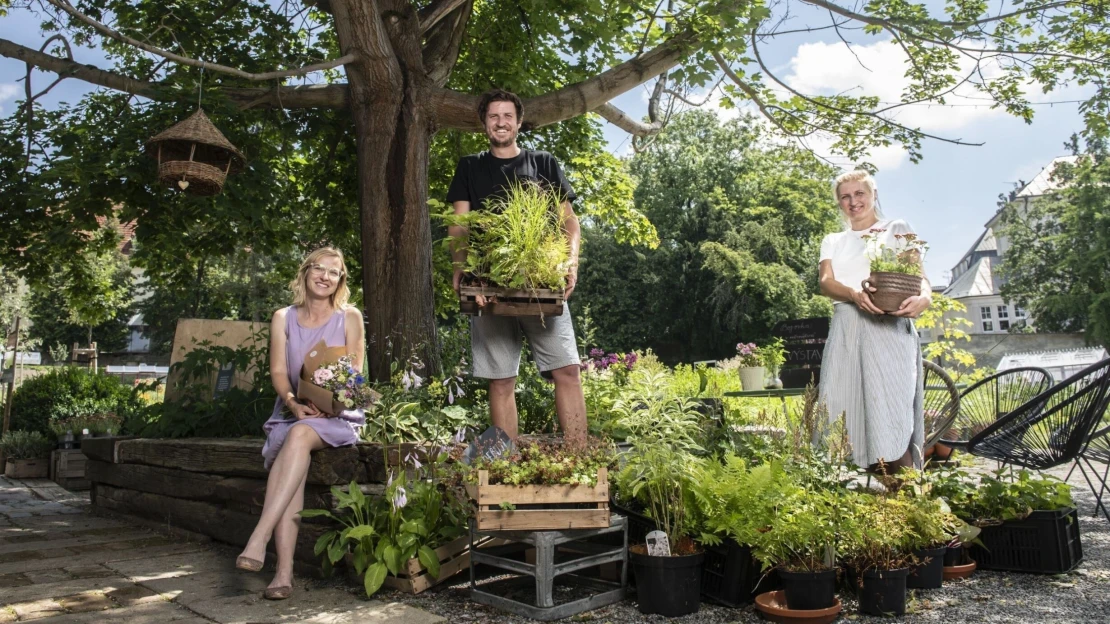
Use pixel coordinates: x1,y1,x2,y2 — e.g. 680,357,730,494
0,83,17,114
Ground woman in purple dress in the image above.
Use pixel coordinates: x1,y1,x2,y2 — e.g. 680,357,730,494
234,247,365,600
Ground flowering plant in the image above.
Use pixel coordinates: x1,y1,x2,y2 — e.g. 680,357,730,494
861,228,928,276
734,339,786,371
307,355,378,410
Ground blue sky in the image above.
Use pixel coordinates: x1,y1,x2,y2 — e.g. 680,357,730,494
0,3,1087,286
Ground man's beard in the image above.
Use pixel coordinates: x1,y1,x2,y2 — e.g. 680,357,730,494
488,127,517,148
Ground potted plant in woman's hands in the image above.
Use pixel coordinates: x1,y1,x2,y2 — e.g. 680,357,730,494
613,384,706,617
860,229,928,313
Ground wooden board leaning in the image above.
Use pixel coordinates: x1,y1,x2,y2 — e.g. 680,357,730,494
458,285,564,318
466,467,611,531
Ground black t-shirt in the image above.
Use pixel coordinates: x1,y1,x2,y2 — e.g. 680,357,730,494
446,149,576,212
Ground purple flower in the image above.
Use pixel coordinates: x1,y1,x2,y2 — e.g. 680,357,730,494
454,427,467,443
405,452,423,471
392,486,408,510
589,348,605,358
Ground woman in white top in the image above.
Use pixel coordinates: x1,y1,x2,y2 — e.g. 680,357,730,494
817,170,931,472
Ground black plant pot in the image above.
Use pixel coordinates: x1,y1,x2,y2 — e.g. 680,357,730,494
778,568,837,611
630,550,704,617
907,546,946,590
859,567,909,616
943,544,965,567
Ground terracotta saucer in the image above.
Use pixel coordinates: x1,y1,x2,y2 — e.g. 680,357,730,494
943,560,977,581
754,590,842,624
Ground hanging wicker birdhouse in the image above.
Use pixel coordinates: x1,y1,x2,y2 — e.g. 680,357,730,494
145,108,245,196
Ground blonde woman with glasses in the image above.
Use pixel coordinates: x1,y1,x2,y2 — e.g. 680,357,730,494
817,171,930,474
235,247,365,600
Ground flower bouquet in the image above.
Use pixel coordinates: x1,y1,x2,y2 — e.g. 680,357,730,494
297,340,381,415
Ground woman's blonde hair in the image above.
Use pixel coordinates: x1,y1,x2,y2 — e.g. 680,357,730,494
290,247,351,309
832,169,883,226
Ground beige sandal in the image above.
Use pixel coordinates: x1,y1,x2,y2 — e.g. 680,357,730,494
263,585,293,600
235,556,264,572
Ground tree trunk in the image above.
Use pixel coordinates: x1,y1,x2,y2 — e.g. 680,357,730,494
333,0,441,380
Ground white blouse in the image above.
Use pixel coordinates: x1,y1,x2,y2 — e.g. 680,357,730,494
819,219,914,300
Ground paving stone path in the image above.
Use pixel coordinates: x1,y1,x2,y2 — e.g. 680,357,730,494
0,476,443,624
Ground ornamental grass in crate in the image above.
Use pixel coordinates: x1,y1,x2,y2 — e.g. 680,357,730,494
860,228,927,313
461,438,616,531
448,181,571,317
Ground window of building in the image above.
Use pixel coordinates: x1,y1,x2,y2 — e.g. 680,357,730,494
983,320,994,332
998,305,1009,319
1000,320,1010,331
1015,306,1027,318
980,306,992,319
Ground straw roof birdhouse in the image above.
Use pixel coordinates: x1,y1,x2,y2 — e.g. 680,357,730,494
145,108,245,196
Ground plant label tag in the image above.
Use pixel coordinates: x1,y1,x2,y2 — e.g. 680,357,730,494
460,426,515,465
645,530,671,557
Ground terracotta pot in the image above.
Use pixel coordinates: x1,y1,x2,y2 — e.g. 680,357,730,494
942,560,976,581
754,590,842,624
863,272,922,313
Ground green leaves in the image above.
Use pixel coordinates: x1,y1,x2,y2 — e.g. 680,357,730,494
363,562,388,597
417,546,441,579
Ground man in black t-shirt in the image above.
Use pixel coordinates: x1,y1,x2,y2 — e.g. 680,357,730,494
446,89,586,446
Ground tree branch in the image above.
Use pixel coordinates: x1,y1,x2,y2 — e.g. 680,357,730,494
422,0,472,87
595,102,664,137
44,0,355,81
418,0,469,33
0,37,348,109
434,30,696,130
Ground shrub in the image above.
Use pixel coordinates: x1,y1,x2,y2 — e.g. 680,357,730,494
0,431,55,460
9,366,144,436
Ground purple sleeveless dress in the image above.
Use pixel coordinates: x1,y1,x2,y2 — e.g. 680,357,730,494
260,306,366,469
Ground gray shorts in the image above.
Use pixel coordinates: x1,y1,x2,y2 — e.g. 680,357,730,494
470,303,580,379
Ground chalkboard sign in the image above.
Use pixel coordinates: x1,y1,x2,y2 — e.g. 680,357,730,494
460,426,516,465
785,344,825,366
773,317,830,342
213,361,235,398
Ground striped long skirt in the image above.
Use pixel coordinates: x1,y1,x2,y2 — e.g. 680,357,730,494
819,303,924,469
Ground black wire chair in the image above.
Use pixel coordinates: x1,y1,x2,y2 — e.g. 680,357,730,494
966,358,1110,471
939,367,1053,452
1065,424,1110,522
922,360,960,449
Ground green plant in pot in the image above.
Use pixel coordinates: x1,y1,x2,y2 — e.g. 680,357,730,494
899,485,958,590
613,381,706,617
860,229,927,313
1,431,55,479
48,418,76,449
842,494,916,616
751,484,844,611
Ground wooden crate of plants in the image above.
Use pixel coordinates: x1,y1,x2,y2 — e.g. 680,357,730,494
458,284,564,317
467,467,611,531
380,535,486,594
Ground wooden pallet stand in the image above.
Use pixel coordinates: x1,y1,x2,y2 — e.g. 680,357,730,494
467,468,611,531
51,448,90,490
469,515,627,621
458,285,564,317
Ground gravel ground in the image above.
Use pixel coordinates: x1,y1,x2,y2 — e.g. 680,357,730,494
328,460,1110,623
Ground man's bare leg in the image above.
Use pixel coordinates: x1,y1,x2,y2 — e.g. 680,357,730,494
488,376,519,438
550,364,587,447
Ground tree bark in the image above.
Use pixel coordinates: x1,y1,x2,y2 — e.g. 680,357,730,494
333,0,441,379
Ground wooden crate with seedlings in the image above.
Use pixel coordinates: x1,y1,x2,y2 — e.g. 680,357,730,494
345,535,504,594
458,285,564,317
467,468,611,531
52,449,90,490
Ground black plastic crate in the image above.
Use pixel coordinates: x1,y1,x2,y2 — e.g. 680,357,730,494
701,539,779,607
969,507,1083,573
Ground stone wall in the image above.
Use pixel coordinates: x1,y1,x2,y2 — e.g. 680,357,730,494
81,437,391,567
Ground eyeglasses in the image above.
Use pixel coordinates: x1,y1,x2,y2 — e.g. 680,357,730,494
308,264,344,280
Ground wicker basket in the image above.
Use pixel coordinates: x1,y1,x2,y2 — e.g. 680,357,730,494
864,271,922,313
146,108,244,196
